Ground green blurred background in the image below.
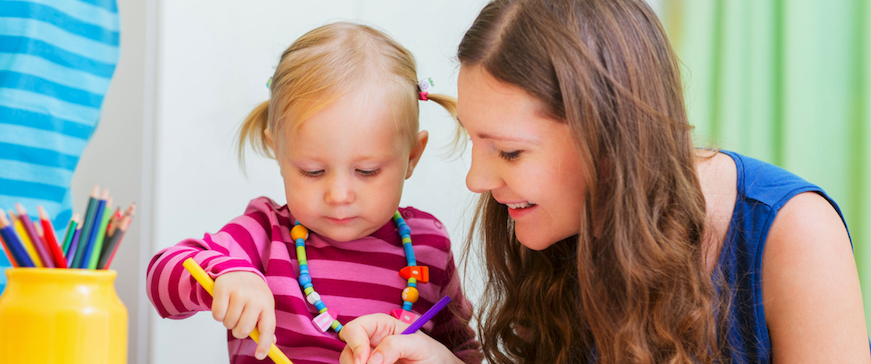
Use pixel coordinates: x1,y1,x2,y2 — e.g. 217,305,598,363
661,0,871,333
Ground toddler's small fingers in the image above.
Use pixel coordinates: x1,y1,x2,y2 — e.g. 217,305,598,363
233,303,260,339
222,297,245,332
255,310,277,360
211,285,229,322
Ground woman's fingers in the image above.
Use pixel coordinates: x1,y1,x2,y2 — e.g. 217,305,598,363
370,334,421,364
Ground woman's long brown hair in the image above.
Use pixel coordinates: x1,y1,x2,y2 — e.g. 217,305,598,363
458,0,730,363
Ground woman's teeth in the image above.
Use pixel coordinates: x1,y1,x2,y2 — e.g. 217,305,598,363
507,202,536,209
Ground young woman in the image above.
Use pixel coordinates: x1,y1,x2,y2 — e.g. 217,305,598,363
339,1,870,363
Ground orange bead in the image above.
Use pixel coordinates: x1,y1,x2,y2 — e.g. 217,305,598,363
401,287,419,304
399,266,429,283
291,225,309,241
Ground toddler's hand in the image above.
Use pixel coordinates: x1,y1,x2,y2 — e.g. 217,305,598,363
340,313,463,364
212,271,276,360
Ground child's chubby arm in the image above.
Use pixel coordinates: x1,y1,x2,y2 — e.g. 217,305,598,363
146,198,281,320
213,271,277,361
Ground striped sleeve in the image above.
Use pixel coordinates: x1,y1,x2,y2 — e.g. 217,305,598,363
146,202,274,319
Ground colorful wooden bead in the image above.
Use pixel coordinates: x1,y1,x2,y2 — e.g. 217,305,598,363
298,273,311,286
399,266,429,283
306,292,321,305
312,311,334,332
391,309,419,324
291,224,309,241
401,287,419,303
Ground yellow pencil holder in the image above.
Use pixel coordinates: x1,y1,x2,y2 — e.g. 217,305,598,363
0,268,127,364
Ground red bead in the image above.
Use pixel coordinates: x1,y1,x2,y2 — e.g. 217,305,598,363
399,266,429,283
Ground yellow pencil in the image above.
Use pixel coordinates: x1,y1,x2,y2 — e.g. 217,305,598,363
9,211,43,268
181,258,292,364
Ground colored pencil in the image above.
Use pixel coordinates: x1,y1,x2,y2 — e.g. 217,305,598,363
10,211,43,267
401,296,452,335
87,197,114,269
72,186,100,269
0,226,18,268
38,206,68,268
105,207,121,239
66,223,84,267
182,258,293,364
98,215,130,270
79,189,108,269
0,211,35,268
61,214,80,256
15,204,54,268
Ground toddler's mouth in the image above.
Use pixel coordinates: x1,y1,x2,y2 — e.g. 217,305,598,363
326,216,356,225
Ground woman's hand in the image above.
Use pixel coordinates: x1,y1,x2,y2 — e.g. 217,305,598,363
212,271,276,360
340,313,464,364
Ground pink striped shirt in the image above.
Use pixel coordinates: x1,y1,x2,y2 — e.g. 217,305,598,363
147,197,481,364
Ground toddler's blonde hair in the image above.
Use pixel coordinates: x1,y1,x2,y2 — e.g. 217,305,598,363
238,22,457,163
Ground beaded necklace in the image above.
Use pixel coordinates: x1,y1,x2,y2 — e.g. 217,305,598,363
291,211,430,333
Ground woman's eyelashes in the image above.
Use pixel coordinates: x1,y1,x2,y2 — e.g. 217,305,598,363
499,150,522,161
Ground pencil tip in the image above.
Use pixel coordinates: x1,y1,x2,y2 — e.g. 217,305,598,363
100,189,110,200
92,185,100,197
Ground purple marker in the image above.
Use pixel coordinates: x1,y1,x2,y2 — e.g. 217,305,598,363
401,296,451,335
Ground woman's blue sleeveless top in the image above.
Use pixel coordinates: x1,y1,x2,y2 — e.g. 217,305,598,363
717,150,859,363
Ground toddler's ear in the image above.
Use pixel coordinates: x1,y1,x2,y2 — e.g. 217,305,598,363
405,131,429,179
264,129,275,151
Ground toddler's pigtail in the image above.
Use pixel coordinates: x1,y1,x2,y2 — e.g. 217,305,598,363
424,93,457,120
425,93,468,155
237,100,273,171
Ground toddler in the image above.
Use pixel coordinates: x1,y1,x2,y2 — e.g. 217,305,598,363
147,22,481,364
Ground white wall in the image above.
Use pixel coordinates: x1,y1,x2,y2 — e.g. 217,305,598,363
70,0,156,363
150,1,487,363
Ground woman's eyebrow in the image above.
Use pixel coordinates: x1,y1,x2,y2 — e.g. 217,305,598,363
458,117,538,144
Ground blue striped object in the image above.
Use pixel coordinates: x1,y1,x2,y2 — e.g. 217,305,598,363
0,0,119,283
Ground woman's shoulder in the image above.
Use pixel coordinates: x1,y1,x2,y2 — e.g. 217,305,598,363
716,150,822,208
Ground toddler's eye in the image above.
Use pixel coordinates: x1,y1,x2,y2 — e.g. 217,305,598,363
357,169,381,177
499,150,522,161
299,169,324,178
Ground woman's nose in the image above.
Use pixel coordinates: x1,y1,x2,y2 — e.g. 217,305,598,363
465,149,502,193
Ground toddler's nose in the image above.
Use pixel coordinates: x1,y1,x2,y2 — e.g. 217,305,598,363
325,179,355,205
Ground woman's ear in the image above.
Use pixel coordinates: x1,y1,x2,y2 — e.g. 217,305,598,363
405,131,429,179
